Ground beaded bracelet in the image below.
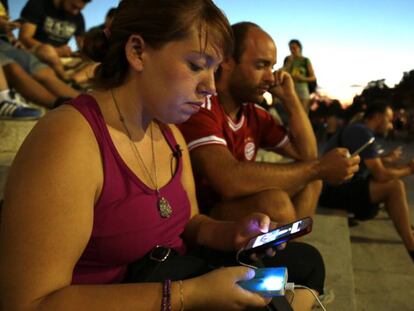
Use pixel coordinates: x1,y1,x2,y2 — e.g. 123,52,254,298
161,279,172,311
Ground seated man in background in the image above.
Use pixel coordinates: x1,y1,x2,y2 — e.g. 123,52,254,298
319,101,414,261
19,0,91,81
0,1,79,109
178,22,360,224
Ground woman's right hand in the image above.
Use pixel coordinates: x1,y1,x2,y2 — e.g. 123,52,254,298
184,267,270,310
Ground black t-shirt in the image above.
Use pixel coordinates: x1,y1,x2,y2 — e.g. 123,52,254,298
20,0,85,47
323,122,379,179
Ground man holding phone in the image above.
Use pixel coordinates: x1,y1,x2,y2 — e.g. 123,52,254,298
320,101,414,261
178,22,359,224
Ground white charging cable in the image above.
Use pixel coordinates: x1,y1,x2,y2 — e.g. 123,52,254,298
236,250,327,310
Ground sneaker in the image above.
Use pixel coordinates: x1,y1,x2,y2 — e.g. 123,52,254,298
0,100,42,120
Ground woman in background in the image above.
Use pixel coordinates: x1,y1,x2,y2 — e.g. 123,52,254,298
283,39,317,112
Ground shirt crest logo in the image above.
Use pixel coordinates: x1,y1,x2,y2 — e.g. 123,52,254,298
244,141,255,160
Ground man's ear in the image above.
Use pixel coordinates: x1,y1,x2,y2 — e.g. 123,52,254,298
125,35,146,72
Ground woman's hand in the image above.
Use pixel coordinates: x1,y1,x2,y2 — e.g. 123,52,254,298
184,267,271,310
232,213,286,259
232,213,272,250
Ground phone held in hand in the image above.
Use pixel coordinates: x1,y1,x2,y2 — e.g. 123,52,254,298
239,217,313,258
349,137,375,158
237,267,288,297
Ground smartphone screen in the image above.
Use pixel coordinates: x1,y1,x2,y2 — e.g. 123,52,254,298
244,217,313,252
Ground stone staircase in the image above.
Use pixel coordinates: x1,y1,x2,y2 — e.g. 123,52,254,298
0,119,37,198
1,120,414,310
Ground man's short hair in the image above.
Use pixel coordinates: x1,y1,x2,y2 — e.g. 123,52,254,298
363,100,391,120
231,22,260,63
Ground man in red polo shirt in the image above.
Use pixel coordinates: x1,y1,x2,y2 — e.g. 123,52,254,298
178,22,359,223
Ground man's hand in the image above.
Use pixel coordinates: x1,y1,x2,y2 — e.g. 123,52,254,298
269,70,297,102
319,148,360,184
384,146,403,164
0,17,21,32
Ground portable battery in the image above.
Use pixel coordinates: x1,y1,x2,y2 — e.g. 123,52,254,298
237,267,288,297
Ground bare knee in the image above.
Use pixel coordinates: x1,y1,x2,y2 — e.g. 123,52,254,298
35,44,59,63
389,179,406,196
33,66,56,81
310,180,322,197
255,189,297,223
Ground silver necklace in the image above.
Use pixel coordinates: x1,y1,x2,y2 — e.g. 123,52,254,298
111,90,172,218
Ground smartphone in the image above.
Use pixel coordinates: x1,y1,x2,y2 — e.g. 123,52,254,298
349,137,375,157
240,217,313,257
237,267,288,297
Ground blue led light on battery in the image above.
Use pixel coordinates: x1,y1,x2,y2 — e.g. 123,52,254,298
260,276,284,291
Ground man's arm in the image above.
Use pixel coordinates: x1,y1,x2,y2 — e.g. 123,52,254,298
191,144,359,198
18,22,41,49
365,157,414,182
269,70,317,160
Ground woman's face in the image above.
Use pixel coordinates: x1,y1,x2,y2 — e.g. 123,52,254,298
138,27,223,124
289,42,301,56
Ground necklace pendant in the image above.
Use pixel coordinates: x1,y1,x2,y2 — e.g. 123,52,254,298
158,196,172,218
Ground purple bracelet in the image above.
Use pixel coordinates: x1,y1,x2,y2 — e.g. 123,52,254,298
161,279,172,311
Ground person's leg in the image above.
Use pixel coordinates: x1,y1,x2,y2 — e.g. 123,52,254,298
285,290,316,311
33,44,69,81
291,180,322,219
261,242,325,311
0,65,42,119
71,62,99,85
0,65,9,91
210,189,297,224
3,63,56,108
369,178,414,251
32,66,79,100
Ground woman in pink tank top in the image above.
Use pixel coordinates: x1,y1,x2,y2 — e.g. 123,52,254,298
0,1,279,310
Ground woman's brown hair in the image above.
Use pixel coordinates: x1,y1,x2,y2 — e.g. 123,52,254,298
82,0,233,89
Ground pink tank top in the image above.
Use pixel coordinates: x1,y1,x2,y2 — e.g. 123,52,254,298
70,94,190,284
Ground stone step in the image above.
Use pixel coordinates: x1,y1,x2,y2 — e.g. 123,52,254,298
0,119,37,154
0,119,37,199
305,208,357,311
350,209,414,311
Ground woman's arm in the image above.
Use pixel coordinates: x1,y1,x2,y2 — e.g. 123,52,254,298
0,108,182,310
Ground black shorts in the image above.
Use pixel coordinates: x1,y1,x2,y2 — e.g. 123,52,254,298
319,177,380,220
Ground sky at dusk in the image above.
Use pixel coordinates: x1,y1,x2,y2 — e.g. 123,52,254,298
8,0,414,104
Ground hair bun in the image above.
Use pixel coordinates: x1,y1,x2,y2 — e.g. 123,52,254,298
82,28,110,63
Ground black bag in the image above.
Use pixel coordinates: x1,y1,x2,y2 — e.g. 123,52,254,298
308,80,317,94
305,58,317,94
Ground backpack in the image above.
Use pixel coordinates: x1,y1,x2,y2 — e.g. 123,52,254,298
305,58,317,94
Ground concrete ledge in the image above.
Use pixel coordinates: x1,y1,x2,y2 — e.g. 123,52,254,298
0,120,36,153
305,213,357,311
350,209,414,310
